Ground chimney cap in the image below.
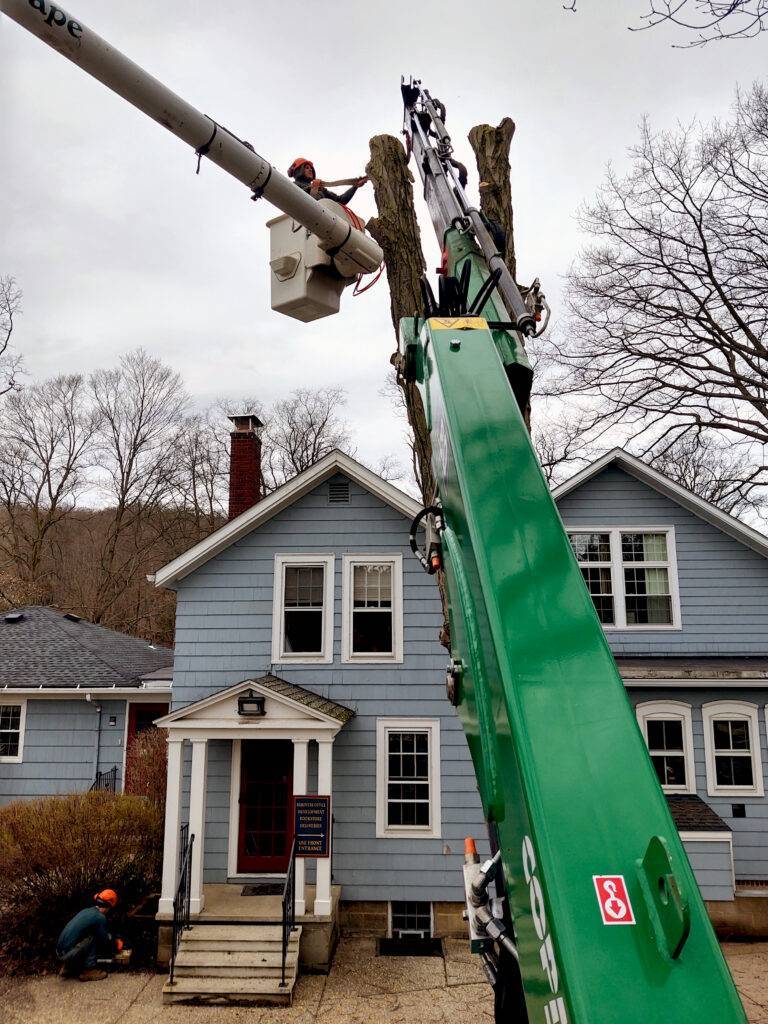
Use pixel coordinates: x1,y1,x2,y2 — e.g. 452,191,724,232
228,413,264,433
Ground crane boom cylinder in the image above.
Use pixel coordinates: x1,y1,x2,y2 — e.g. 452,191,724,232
0,0,382,277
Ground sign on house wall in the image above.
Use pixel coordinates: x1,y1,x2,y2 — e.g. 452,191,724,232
293,795,331,858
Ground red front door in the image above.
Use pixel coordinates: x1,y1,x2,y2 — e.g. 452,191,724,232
237,740,294,874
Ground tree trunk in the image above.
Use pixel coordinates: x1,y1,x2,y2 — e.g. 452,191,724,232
366,134,436,506
467,118,517,281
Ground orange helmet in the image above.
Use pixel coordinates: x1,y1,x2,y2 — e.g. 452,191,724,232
288,157,315,179
94,889,118,908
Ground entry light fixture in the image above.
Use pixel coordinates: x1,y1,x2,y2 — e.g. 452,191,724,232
237,689,266,717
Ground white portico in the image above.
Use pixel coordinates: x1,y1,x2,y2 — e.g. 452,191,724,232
156,675,353,919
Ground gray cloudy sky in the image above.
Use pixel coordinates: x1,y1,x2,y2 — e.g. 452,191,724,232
2,1,766,482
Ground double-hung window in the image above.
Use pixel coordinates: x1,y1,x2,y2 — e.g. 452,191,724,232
567,528,680,629
636,702,695,793
376,718,441,839
272,554,334,663
702,702,764,797
342,555,403,662
0,701,26,762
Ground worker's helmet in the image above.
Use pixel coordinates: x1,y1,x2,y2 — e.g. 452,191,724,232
288,157,315,179
94,889,118,908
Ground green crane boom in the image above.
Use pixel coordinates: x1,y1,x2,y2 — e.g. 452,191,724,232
400,80,746,1023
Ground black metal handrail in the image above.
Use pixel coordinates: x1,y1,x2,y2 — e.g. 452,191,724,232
90,765,118,792
280,839,297,988
168,829,194,986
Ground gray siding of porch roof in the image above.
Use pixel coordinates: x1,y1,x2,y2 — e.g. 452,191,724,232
556,465,768,656
630,688,768,883
681,839,734,901
0,698,127,804
172,474,488,900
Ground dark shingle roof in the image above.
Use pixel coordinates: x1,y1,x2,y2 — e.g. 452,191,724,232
251,673,354,724
0,606,174,689
666,794,730,832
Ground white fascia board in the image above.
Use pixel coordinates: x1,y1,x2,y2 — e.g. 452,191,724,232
0,686,171,697
553,448,768,561
623,678,768,688
152,449,421,589
678,832,732,843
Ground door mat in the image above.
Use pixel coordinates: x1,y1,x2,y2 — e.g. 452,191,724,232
241,883,284,896
377,937,444,957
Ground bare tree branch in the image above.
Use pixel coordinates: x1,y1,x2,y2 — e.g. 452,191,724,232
0,277,24,396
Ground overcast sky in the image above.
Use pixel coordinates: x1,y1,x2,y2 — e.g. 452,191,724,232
2,2,766,485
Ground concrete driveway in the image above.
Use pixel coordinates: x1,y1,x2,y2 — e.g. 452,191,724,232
2,937,767,1023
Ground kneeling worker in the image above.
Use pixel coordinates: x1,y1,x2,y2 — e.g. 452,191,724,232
56,889,123,981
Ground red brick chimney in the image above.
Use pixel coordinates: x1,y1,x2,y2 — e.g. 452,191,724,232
228,414,264,520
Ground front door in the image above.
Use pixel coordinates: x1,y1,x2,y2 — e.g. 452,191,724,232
237,740,294,874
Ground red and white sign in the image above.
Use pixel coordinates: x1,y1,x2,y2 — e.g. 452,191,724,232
593,875,635,925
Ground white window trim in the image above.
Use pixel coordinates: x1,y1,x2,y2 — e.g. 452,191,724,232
702,701,764,798
271,553,335,664
341,554,403,664
566,525,682,630
376,717,441,840
636,700,696,794
0,698,26,764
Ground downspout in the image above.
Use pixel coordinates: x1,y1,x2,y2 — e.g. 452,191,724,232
86,693,102,783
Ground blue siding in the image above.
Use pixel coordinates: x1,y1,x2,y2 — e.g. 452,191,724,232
630,687,767,883
172,474,489,900
557,465,768,656
0,698,127,804
681,839,734,901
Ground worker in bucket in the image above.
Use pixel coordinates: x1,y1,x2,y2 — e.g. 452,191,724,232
56,889,124,981
287,157,367,205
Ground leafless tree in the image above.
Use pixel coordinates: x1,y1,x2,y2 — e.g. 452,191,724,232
538,84,768,499
564,1,768,45
87,348,188,623
0,277,23,396
0,375,95,597
650,433,767,517
261,386,355,492
175,409,228,531
532,412,595,486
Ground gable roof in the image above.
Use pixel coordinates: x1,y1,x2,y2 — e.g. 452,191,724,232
151,449,421,589
0,606,174,690
157,674,354,726
553,448,768,560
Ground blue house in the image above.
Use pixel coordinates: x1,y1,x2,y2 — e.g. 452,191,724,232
0,606,173,800
554,448,768,933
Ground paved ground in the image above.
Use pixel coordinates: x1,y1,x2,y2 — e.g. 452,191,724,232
1,937,766,1023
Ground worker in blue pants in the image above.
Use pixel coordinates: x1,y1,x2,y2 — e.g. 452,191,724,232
56,889,123,981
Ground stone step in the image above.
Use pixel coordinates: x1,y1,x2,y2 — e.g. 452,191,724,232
163,976,295,1006
176,949,298,971
183,924,297,943
181,939,290,952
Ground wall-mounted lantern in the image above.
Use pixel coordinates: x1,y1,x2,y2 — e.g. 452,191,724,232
237,690,266,717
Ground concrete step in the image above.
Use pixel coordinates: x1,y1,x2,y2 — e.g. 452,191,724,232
175,950,298,977
163,976,295,1006
182,924,295,943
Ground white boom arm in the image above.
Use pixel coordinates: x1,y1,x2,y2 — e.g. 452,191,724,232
0,0,382,279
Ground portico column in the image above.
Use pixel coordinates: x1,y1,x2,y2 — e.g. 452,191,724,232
292,739,309,916
158,736,184,915
188,738,208,915
313,738,334,916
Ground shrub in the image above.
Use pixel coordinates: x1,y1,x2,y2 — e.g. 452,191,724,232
0,791,163,973
125,727,168,811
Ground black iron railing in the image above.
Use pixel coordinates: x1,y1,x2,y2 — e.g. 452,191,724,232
168,829,194,986
90,766,118,792
280,839,297,988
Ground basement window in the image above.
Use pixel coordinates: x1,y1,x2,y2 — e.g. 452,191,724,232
378,901,442,956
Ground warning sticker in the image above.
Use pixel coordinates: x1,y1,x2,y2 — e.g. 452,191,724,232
593,875,636,925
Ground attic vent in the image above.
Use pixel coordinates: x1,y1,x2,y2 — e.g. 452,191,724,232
4,613,24,624
63,612,82,622
328,479,350,504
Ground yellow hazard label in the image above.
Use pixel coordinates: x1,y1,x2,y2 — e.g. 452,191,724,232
427,316,488,331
